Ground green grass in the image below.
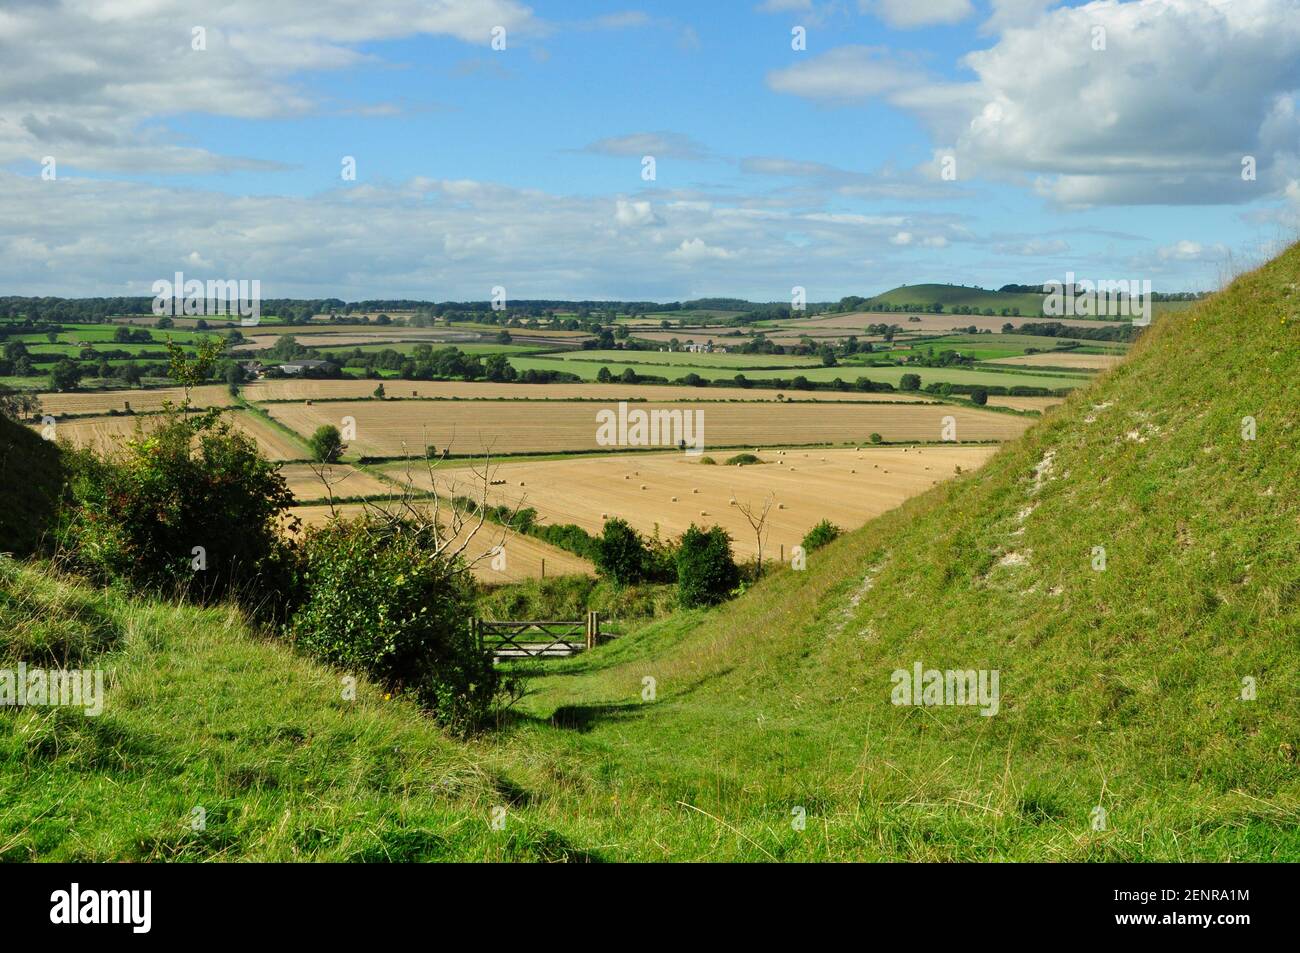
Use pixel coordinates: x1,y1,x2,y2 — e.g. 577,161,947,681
1,246,1296,860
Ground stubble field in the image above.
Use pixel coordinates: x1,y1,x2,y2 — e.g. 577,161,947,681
378,445,1000,561
263,400,1029,458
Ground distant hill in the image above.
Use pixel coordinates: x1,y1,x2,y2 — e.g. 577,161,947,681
0,412,62,557
866,283,1047,316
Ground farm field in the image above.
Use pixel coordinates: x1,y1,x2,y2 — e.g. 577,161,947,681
312,342,548,356
381,445,1000,562
506,354,1087,390
33,384,237,415
36,408,304,460
982,394,1065,412
989,352,1123,370
290,501,593,582
240,379,934,403
553,349,823,369
264,400,1030,458
276,463,395,501
767,311,1133,334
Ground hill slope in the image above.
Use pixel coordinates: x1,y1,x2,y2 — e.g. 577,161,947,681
1,247,1296,861
867,282,1047,315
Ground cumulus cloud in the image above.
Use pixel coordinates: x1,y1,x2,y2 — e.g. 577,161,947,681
0,170,979,298
771,0,1300,206
0,0,540,173
1156,240,1230,262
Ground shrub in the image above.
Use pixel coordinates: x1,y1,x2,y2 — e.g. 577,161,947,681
802,519,841,552
969,387,989,406
288,517,504,732
57,410,296,611
595,518,651,586
869,432,883,444
676,524,739,608
899,373,921,391
309,424,346,463
725,452,762,466
698,456,717,465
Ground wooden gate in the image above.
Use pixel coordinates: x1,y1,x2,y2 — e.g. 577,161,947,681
474,611,601,660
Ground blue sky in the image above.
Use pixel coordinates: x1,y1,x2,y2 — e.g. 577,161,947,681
2,0,1298,300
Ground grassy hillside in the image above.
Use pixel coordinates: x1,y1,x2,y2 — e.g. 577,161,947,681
0,413,62,557
867,283,1047,316
1,247,1296,861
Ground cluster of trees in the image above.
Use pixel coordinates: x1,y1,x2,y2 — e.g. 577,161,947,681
1014,321,1142,342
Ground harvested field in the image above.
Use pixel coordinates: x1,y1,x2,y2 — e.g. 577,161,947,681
241,379,932,403
35,385,237,415
773,312,1132,334
265,400,1029,458
988,352,1122,370
290,502,593,582
983,395,1065,412
381,445,999,562
36,409,304,461
235,330,482,351
277,464,395,501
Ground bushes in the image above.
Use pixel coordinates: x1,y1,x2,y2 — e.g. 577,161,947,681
802,519,841,552
57,411,296,611
725,452,762,466
595,518,652,585
676,524,739,608
288,517,505,732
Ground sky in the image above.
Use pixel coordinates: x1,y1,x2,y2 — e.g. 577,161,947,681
2,0,1299,301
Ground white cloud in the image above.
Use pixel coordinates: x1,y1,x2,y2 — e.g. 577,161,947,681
774,0,1300,206
615,198,656,226
860,0,973,30
1156,240,1229,262
767,46,928,101
670,237,735,261
890,231,914,245
0,0,540,173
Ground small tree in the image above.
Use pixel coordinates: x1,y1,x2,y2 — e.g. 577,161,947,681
373,382,386,399
970,387,988,406
899,373,921,391
48,359,83,392
869,432,883,444
733,492,775,576
309,424,346,463
676,525,739,608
